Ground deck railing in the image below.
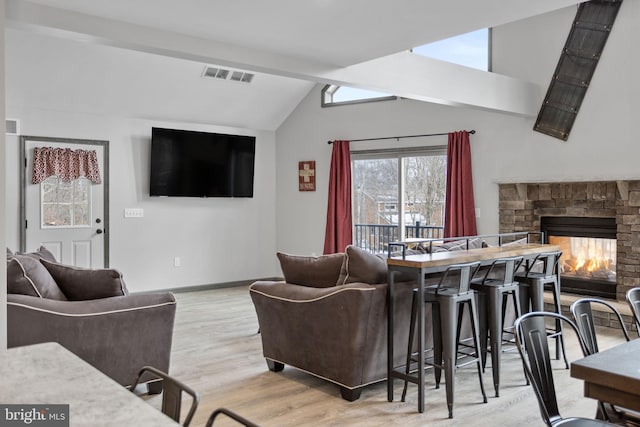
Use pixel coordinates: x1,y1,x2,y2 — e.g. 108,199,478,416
354,222,444,254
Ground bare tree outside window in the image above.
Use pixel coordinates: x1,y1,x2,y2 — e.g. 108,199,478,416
404,156,446,227
353,150,446,253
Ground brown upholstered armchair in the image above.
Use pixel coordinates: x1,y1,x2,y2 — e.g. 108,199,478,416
6,247,177,390
249,245,416,401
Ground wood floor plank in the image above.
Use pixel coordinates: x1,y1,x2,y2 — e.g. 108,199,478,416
142,286,626,426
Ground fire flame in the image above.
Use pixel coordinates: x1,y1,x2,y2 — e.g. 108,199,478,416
564,244,613,276
571,255,610,273
550,236,616,279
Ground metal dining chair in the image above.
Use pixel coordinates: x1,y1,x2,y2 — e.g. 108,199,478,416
570,298,640,425
570,297,630,355
129,366,200,427
626,287,640,337
206,408,260,427
515,311,616,427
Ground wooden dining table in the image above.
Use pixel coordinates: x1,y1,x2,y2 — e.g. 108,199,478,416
570,338,640,413
386,242,561,413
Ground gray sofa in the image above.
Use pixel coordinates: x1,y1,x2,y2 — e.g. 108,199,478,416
6,247,176,389
250,245,418,401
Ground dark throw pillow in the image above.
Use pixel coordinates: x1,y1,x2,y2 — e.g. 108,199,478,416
17,245,57,262
277,252,345,288
7,255,67,300
338,245,388,285
40,259,127,300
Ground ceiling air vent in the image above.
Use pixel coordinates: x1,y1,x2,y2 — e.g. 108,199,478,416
202,67,229,80
202,66,254,84
229,71,254,83
6,119,19,135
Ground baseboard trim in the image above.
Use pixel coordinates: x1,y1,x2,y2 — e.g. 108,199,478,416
132,277,283,295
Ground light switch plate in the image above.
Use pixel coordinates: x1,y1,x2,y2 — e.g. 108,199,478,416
124,208,144,218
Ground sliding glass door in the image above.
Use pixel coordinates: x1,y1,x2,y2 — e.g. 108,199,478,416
352,147,446,253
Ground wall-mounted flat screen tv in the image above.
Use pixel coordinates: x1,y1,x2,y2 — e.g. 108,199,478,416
150,127,256,197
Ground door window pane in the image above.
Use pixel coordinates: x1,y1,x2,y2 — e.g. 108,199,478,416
41,176,91,228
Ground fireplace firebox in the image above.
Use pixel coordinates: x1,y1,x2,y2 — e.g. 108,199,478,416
540,216,617,299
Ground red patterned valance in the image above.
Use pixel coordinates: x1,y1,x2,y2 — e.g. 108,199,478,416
32,147,102,184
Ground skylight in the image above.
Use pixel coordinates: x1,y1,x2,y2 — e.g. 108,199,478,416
412,29,490,71
321,29,489,107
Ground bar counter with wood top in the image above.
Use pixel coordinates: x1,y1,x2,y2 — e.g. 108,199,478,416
387,243,560,272
386,241,561,413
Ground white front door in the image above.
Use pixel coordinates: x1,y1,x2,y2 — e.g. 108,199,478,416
22,137,108,268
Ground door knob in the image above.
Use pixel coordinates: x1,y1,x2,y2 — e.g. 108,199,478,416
96,229,103,234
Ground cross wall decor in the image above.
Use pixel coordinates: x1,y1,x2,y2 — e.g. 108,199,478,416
298,161,316,192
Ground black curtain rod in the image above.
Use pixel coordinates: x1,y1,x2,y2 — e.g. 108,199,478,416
327,129,475,144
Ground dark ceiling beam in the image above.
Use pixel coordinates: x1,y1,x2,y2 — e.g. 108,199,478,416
534,0,623,141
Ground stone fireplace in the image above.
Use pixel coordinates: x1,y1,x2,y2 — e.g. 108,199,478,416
499,181,640,302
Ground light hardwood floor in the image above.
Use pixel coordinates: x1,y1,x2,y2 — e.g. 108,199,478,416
144,286,627,426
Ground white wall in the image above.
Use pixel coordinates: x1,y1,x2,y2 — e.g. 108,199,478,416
1,0,7,349
5,109,279,292
275,2,640,256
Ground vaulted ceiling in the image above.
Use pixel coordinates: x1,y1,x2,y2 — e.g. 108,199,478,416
5,0,586,130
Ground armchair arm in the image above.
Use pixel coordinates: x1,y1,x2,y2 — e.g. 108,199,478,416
7,293,176,386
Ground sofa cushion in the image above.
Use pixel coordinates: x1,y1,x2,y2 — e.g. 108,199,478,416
338,245,388,285
41,259,128,300
277,252,345,288
7,255,68,300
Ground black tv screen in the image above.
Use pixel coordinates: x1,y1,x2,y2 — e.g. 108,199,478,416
150,127,256,197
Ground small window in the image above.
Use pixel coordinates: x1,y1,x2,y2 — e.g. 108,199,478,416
322,84,397,107
412,29,490,71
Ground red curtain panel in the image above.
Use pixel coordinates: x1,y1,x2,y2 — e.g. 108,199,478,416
323,140,353,254
444,131,477,238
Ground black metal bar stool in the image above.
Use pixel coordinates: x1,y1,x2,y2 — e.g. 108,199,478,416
515,250,568,368
470,255,525,397
401,261,487,418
